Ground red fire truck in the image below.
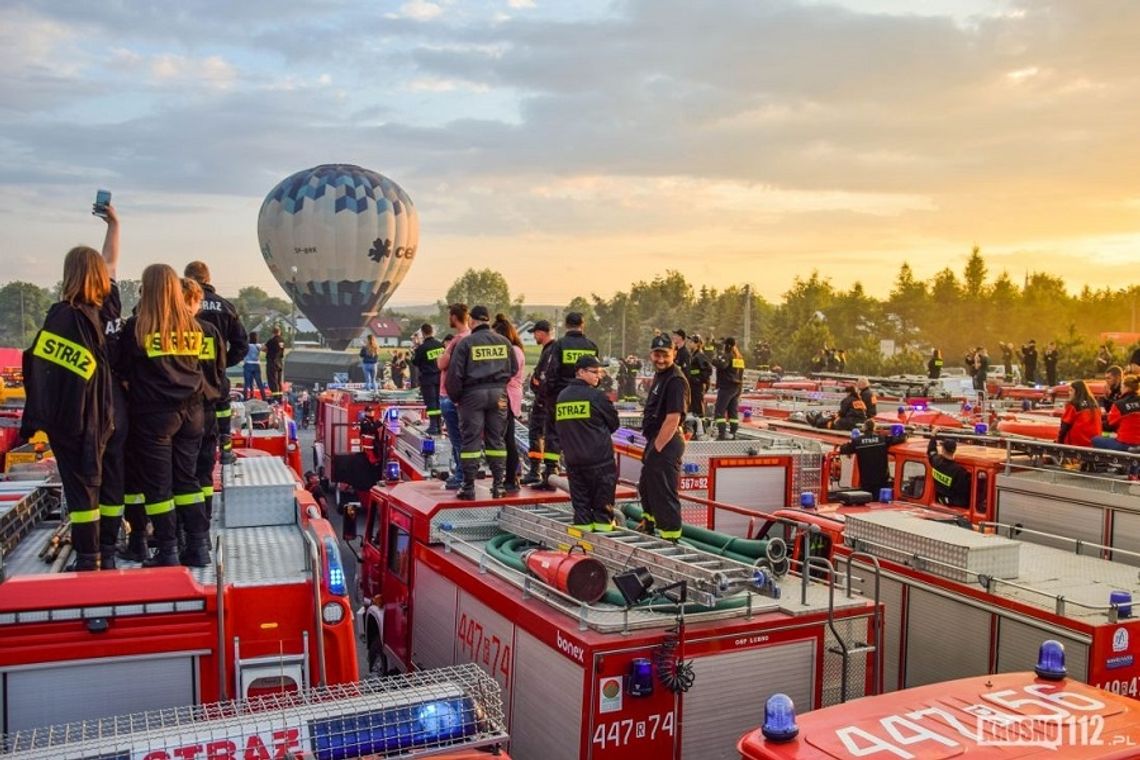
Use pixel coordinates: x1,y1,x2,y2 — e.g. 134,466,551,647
356,480,881,760
738,643,1140,759
3,663,511,760
0,454,358,732
314,387,425,479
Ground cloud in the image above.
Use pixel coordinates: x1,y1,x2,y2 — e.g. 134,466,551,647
392,0,444,22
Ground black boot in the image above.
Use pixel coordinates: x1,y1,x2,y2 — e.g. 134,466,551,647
118,531,148,562
534,464,557,492
143,541,180,567
490,464,505,499
182,532,211,568
219,435,236,465
717,421,728,441
729,421,738,440
456,466,477,500
100,546,117,570
519,460,542,486
67,553,99,572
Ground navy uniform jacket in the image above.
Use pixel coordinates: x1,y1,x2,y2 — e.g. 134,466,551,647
555,378,619,467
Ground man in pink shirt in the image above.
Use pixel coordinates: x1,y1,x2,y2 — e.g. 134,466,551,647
436,303,471,489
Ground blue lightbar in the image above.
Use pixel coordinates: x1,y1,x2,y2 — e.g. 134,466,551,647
308,697,478,759
323,536,347,597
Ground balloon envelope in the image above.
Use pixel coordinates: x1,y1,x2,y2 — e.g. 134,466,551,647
257,164,419,350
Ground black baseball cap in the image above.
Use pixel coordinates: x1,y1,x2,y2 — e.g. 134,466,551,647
470,305,490,322
650,335,672,352
672,328,686,340
565,311,584,327
528,319,552,333
575,354,602,370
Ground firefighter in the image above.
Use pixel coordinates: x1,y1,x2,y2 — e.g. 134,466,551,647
856,376,878,417
1093,375,1140,451
444,305,518,499
926,434,971,508
1021,339,1038,384
359,406,381,461
1101,365,1124,417
1043,341,1059,387
555,355,620,531
671,329,691,374
838,420,907,497
411,323,445,434
1057,380,1102,448
265,325,285,401
807,385,867,431
638,335,689,540
22,246,114,571
710,336,744,440
685,334,713,439
184,261,248,465
183,279,227,528
96,203,129,570
521,320,554,485
536,312,599,489
927,348,943,380
616,353,641,401
116,264,206,567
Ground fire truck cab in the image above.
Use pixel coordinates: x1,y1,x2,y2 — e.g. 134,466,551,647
739,664,1140,759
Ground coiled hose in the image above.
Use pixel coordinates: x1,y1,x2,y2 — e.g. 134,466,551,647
616,503,771,564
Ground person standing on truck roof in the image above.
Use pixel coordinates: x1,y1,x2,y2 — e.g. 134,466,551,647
184,261,249,466
116,264,206,567
710,336,744,440
685,334,713,439
537,312,599,490
1057,379,1103,449
95,203,129,570
1096,344,1113,375
927,348,943,379
926,433,971,508
1093,374,1140,452
445,305,518,500
182,279,226,531
411,323,444,435
390,349,408,390
359,334,379,391
856,376,878,416
999,341,1014,382
436,304,471,490
839,420,907,497
264,325,285,401
972,347,989,392
1021,339,1038,384
521,320,555,486
243,332,267,400
671,329,691,374
639,335,689,539
492,313,527,493
22,246,114,571
556,355,620,532
1044,341,1059,387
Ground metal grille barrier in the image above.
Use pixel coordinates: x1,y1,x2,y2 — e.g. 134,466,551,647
1,664,508,760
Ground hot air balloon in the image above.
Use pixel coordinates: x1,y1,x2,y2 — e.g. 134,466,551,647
257,164,419,350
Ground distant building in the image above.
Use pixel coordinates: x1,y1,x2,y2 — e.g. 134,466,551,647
365,317,404,347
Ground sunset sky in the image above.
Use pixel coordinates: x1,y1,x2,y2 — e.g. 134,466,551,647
2,0,1138,307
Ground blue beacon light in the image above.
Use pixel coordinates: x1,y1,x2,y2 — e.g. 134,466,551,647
628,658,654,697
1035,639,1067,680
762,693,799,742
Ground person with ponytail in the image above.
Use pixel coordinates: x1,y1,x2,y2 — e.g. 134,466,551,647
116,264,206,567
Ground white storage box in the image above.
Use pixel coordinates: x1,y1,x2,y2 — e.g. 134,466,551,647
844,512,1020,583
222,457,298,528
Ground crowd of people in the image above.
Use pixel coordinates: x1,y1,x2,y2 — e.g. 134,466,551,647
22,205,249,570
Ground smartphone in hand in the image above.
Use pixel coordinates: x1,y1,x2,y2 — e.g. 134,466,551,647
93,189,112,218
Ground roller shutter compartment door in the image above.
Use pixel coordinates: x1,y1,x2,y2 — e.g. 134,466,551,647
997,490,1103,552
4,655,196,732
1112,511,1140,567
411,561,458,670
509,628,582,760
997,616,1089,680
681,640,815,760
841,559,906,693
904,587,991,688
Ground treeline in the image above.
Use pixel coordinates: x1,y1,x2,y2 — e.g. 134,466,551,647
0,281,297,348
564,248,1140,378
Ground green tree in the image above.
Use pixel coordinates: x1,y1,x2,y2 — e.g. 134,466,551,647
440,269,512,322
0,282,54,348
884,262,926,350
